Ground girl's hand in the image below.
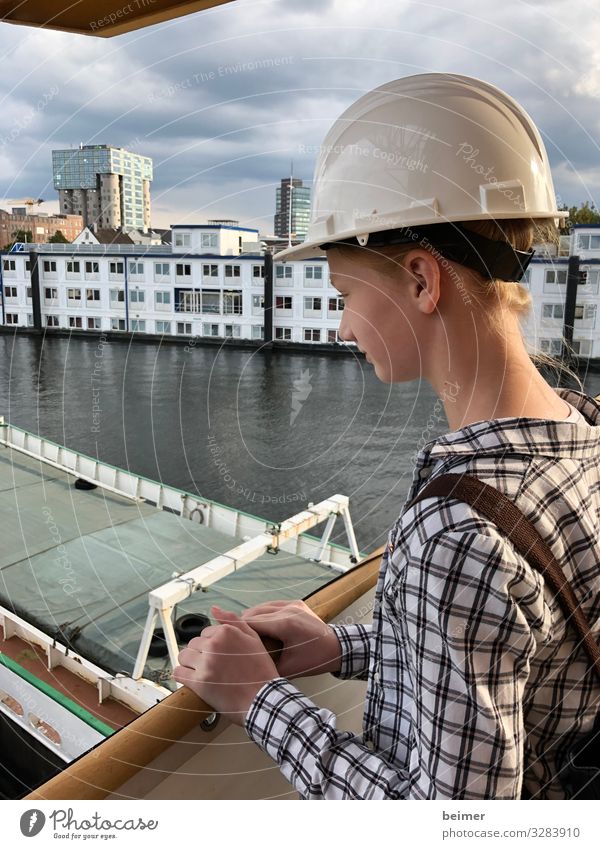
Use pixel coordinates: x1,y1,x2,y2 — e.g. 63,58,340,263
173,619,279,726
211,600,343,679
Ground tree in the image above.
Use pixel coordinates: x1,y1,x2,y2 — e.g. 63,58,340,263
48,230,69,243
3,229,33,251
558,201,600,234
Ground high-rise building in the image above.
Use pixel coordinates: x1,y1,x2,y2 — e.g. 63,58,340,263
274,177,310,241
52,145,153,232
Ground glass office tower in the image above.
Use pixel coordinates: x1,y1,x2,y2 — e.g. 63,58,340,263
274,177,311,241
52,145,153,232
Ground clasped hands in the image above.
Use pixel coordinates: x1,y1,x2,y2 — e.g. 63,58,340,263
173,600,343,726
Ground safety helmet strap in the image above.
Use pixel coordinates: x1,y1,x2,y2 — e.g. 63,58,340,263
319,222,535,282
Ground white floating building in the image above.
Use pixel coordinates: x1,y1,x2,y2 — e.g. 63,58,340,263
0,222,342,347
1,221,599,361
521,228,599,361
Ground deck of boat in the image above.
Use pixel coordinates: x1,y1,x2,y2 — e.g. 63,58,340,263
0,440,340,689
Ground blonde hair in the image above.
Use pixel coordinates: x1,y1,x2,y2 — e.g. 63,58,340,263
344,218,584,391
460,218,583,391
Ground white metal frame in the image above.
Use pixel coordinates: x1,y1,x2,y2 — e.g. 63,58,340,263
132,495,359,679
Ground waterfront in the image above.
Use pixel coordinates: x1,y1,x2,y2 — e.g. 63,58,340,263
1,334,599,554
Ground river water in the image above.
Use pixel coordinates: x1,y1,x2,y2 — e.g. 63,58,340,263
1,334,599,554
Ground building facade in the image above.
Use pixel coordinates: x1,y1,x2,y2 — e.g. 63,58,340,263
52,145,153,232
274,177,311,242
1,224,599,361
520,226,600,360
0,208,83,247
0,223,342,345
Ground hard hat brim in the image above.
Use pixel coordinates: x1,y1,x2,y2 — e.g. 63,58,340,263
273,239,328,262
273,209,568,263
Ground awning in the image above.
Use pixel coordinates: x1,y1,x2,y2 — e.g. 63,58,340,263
0,0,234,37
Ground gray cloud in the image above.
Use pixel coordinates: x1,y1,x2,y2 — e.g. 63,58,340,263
1,0,600,230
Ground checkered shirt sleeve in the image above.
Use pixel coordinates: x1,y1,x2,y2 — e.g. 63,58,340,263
328,623,371,681
244,526,539,799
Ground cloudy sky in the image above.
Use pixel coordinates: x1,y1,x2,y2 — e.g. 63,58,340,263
1,0,599,233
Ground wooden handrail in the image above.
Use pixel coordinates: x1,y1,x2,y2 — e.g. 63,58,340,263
26,545,384,800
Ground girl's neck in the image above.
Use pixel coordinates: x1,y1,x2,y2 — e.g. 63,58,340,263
431,336,571,431
443,387,571,431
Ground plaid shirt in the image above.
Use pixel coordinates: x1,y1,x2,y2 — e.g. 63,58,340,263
245,387,600,799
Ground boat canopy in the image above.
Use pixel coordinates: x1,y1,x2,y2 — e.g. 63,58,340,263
0,0,234,37
0,439,346,690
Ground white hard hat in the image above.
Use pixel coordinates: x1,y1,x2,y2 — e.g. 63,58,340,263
275,73,566,278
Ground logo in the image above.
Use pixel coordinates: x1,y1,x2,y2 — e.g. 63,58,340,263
20,810,46,837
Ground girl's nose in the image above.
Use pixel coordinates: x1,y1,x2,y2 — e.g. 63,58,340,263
338,311,356,344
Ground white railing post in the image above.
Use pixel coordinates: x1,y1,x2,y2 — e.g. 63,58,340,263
341,504,361,563
132,608,159,680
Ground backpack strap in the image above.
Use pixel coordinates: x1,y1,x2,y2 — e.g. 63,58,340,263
405,473,600,682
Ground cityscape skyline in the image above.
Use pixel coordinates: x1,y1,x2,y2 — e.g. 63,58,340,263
1,1,599,235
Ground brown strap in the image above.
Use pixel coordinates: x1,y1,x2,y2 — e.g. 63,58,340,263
405,473,600,682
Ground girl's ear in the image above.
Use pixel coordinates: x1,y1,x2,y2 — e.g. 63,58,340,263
407,253,440,314
403,252,424,279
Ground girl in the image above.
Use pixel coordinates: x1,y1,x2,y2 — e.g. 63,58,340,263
174,73,600,800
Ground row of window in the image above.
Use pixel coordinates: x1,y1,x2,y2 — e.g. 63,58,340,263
173,233,226,249
539,338,592,357
3,258,327,284
2,309,591,352
1,285,174,308
274,296,344,311
3,285,33,300
9,259,591,283
541,303,596,321
43,259,197,278
17,288,344,317
545,268,600,287
5,285,597,324
5,269,599,303
23,257,597,290
2,259,31,272
275,265,322,280
576,234,600,251
3,313,340,343
177,290,243,314
0,258,571,285
509,267,598,288
27,260,326,282
1,286,346,316
6,253,600,283
174,233,218,248
42,316,258,336
171,233,253,250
